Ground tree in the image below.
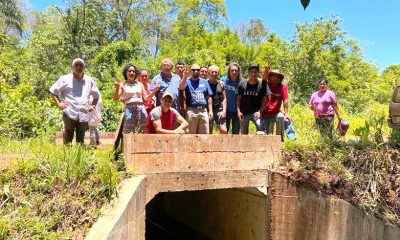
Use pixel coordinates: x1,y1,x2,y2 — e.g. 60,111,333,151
238,18,268,45
0,0,25,36
287,17,379,113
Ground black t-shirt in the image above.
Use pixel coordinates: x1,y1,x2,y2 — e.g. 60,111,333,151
209,81,223,109
236,80,266,115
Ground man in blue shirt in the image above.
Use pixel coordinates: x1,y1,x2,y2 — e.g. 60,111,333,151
179,64,213,134
149,58,181,109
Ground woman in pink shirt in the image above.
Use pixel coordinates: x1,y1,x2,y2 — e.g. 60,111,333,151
309,79,341,137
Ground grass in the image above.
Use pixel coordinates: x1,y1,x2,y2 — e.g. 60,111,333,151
0,137,123,239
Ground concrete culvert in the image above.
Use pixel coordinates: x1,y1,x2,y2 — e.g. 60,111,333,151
146,188,269,240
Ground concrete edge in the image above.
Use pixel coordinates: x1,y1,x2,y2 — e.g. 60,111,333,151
85,175,146,240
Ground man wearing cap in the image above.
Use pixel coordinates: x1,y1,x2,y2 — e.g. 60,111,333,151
179,64,213,134
147,92,188,134
149,58,181,109
261,65,289,141
49,58,100,144
237,63,268,134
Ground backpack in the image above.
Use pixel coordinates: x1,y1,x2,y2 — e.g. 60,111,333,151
241,79,263,95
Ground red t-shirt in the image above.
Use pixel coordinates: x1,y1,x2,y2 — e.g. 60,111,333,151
262,83,288,117
146,106,178,133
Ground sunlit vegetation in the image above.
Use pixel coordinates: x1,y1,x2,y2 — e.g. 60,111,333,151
1,0,399,238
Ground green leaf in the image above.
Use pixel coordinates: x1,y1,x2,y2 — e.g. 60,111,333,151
301,0,310,10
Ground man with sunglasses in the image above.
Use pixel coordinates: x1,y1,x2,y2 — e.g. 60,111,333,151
179,64,213,134
147,92,188,134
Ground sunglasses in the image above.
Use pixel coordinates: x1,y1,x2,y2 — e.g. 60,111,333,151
191,69,200,72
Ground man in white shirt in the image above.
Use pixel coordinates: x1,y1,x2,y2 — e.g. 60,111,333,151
49,58,100,144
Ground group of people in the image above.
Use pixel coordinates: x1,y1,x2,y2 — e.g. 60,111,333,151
50,57,341,145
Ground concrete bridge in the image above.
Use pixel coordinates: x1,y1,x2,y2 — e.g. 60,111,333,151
86,134,400,240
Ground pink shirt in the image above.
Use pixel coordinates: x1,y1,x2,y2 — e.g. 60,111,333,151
309,90,337,117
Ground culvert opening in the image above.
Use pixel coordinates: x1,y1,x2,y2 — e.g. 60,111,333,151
145,187,269,240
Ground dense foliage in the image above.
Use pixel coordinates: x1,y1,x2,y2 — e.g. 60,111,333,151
1,0,398,138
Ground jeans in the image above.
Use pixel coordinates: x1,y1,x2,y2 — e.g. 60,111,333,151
226,111,240,134
239,113,263,135
63,113,87,144
263,112,285,141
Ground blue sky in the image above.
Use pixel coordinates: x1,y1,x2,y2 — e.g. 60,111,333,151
27,0,400,70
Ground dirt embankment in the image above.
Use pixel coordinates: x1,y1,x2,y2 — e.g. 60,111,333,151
280,144,400,227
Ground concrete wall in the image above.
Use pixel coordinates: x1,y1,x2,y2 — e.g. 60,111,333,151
163,188,269,240
85,176,146,240
86,173,400,240
124,134,281,174
269,173,400,240
145,170,270,203
85,133,400,239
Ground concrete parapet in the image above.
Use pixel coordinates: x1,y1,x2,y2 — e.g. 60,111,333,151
85,176,146,240
124,134,281,174
145,170,270,203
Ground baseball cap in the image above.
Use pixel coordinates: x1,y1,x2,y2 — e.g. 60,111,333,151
191,64,201,70
162,92,173,99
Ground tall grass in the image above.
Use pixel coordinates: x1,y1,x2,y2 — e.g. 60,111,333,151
284,102,390,146
0,137,121,239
